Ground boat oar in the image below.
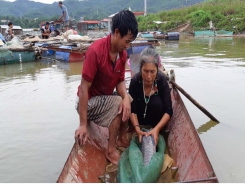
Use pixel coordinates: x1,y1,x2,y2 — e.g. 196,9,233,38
159,69,219,123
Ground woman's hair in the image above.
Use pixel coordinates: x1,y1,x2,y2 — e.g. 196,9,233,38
8,22,13,27
112,10,138,40
139,46,159,73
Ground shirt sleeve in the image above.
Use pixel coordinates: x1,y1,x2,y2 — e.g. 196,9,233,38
129,77,138,114
41,28,44,33
82,47,98,83
61,6,65,12
158,73,173,117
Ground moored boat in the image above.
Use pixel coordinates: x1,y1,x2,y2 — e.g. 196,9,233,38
57,57,218,183
126,39,160,57
165,32,180,40
194,30,233,37
0,47,37,65
35,42,90,62
153,32,165,39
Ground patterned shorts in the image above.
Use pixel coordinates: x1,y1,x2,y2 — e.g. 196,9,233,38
76,95,122,127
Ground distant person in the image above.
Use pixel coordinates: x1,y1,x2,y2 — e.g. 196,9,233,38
54,29,61,36
0,33,6,44
41,22,51,39
155,24,159,31
4,22,14,42
58,1,69,31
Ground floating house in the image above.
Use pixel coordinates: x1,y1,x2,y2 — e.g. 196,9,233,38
0,25,23,36
100,19,108,30
77,20,100,36
39,21,62,32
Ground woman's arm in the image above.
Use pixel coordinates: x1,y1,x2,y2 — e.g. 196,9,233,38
129,75,147,142
147,113,170,145
130,113,147,143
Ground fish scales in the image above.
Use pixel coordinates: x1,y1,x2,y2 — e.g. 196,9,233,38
140,134,156,166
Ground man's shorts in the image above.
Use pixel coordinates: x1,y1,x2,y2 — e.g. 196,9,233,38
76,95,122,127
64,21,69,27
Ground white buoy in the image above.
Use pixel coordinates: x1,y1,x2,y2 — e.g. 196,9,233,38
19,54,22,63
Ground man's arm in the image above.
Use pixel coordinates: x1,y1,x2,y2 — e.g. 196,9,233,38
75,78,92,146
79,78,92,127
58,15,63,21
116,81,131,122
63,11,66,21
116,81,128,99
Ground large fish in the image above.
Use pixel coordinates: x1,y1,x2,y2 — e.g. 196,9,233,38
140,131,156,166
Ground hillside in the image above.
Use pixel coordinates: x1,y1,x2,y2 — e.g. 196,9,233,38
0,0,206,20
136,0,245,32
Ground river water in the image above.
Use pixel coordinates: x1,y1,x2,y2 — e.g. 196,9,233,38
0,35,245,182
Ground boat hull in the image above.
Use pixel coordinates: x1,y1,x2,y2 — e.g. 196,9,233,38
166,88,216,182
194,30,233,37
0,49,36,65
57,122,109,182
57,53,217,182
57,78,217,182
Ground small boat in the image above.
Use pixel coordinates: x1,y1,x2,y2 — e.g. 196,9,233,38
165,32,180,40
153,32,165,39
194,30,233,37
57,55,218,183
0,47,37,65
35,43,89,62
140,31,164,39
140,32,155,38
126,39,160,57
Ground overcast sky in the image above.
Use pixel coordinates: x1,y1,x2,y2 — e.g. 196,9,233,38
5,0,60,4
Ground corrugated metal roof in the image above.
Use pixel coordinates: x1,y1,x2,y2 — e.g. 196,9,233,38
81,20,99,24
100,19,108,22
0,25,22,30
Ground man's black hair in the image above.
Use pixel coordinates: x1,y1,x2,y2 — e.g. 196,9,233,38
59,1,62,4
46,22,49,25
8,22,13,27
111,10,138,40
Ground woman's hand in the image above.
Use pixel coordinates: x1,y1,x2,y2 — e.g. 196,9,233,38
135,126,147,143
146,128,160,146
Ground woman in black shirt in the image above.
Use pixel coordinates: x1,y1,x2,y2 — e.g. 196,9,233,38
129,47,173,145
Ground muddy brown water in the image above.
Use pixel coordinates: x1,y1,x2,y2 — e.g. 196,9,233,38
0,35,245,182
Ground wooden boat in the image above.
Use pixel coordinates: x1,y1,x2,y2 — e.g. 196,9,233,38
0,47,36,65
57,55,218,183
36,43,90,62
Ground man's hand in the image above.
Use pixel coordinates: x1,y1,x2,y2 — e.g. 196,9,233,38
75,125,89,146
118,95,131,122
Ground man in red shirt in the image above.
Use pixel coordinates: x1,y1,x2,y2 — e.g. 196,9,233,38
75,10,138,165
